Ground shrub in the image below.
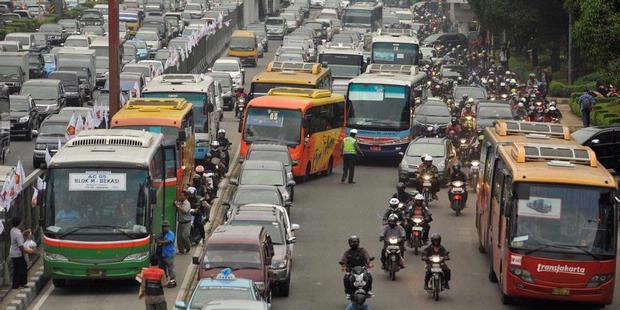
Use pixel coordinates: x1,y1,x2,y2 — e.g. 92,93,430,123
574,72,600,84
549,80,596,97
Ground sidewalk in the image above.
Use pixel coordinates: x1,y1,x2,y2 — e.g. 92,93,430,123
552,97,583,131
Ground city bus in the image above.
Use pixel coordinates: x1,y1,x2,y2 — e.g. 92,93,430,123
111,98,195,205
342,2,383,34
477,133,618,305
43,129,170,286
240,87,345,180
371,34,420,65
248,61,332,101
142,74,219,137
318,43,365,96
345,64,427,157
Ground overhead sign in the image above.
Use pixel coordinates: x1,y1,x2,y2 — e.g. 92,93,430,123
69,171,127,191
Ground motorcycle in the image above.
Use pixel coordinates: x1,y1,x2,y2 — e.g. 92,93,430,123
408,215,426,255
469,160,480,192
448,180,466,216
346,262,374,304
236,97,245,119
384,237,402,281
457,138,471,165
425,254,449,301
420,174,434,205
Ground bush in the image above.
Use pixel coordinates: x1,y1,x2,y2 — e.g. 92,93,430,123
571,97,620,125
549,80,596,97
574,72,600,84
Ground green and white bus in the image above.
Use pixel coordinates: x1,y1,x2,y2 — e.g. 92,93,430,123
43,129,172,286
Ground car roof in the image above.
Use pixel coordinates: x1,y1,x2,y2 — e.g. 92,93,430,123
412,137,446,144
197,276,254,289
230,211,279,222
202,300,268,310
208,225,264,244
242,160,284,170
23,79,61,86
235,185,281,192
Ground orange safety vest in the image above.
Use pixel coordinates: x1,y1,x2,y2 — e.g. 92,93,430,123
142,267,165,296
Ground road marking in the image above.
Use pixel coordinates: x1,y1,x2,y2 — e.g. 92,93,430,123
31,282,54,310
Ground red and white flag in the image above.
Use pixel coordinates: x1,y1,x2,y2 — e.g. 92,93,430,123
15,160,25,193
65,113,77,140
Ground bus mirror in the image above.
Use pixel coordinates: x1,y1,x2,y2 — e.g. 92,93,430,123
149,188,157,202
178,130,187,142
292,160,299,166
321,61,328,68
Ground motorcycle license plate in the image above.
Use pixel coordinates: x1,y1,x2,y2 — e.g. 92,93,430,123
423,182,431,187
354,281,366,287
413,227,424,231
431,267,443,273
390,255,397,261
451,188,464,193
551,288,570,296
370,146,381,152
387,245,399,250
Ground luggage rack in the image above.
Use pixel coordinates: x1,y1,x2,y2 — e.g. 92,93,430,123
160,74,204,84
494,120,571,140
365,64,417,75
267,61,322,74
511,143,597,167
126,98,188,110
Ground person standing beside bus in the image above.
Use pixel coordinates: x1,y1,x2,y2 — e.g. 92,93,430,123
341,129,363,184
9,216,35,289
138,256,168,310
175,191,192,254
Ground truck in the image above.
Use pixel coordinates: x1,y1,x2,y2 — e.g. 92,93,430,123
0,52,29,93
55,48,96,99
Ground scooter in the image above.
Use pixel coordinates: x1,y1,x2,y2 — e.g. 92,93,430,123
469,160,480,192
383,237,402,281
408,215,426,255
448,180,466,216
421,174,434,205
425,254,449,301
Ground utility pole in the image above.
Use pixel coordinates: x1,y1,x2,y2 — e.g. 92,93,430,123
108,0,120,118
568,12,573,85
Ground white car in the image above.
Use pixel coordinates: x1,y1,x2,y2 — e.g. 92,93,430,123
210,57,245,90
63,35,91,48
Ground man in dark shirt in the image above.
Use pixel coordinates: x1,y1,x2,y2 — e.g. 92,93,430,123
339,235,373,298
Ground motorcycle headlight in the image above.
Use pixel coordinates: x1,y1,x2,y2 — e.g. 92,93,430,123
388,237,398,244
124,252,148,261
423,175,430,180
282,191,290,201
459,138,466,144
271,259,287,269
471,160,480,167
46,253,69,261
413,218,423,224
431,256,441,263
501,94,508,99
426,126,433,131
239,97,245,103
19,116,29,123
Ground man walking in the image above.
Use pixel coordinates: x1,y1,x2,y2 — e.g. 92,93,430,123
156,221,177,288
341,129,363,184
175,191,192,254
138,256,168,310
578,90,596,127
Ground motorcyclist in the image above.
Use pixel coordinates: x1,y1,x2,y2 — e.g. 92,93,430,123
449,164,467,183
446,118,462,141
405,194,432,242
460,99,476,118
422,234,451,290
379,214,406,269
216,129,231,148
339,235,374,299
526,73,539,90
416,155,439,200
192,165,207,196
383,198,404,223
391,182,413,205
514,101,528,120
546,105,562,121
459,93,469,109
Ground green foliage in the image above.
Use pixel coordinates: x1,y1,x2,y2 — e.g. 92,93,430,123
574,72,600,84
569,97,620,125
549,80,596,97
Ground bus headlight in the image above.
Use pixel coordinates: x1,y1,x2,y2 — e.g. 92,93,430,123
509,266,534,283
46,253,69,261
124,252,149,261
587,274,614,287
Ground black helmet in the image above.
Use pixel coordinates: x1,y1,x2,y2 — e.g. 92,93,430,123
430,233,442,246
451,118,458,125
396,182,406,192
387,214,398,226
452,164,461,172
348,235,360,248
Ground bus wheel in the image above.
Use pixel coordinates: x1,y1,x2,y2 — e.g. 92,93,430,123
53,278,67,287
326,157,333,176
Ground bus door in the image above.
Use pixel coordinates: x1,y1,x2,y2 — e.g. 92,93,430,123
164,145,178,232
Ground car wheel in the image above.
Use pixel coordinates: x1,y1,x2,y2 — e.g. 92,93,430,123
279,277,291,297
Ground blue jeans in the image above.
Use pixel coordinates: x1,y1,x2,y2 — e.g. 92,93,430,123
581,108,591,127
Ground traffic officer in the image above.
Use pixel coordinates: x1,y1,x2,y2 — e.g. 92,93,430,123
138,255,168,310
341,129,363,184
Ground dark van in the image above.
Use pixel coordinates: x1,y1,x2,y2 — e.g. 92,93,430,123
194,225,274,301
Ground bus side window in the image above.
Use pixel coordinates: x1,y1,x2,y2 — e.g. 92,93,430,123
164,148,176,178
483,145,494,184
492,159,505,204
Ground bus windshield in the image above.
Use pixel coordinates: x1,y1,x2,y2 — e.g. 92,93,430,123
45,168,149,237
143,92,207,132
372,42,419,65
319,54,363,78
347,83,410,130
510,183,616,258
244,107,301,145
343,9,372,26
230,36,255,50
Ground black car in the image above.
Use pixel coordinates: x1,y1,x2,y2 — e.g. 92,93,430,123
572,126,620,173
413,103,451,137
9,95,39,140
79,9,104,26
28,53,45,79
48,71,85,106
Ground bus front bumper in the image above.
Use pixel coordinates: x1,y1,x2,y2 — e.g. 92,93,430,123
359,143,407,157
507,272,614,305
44,256,148,279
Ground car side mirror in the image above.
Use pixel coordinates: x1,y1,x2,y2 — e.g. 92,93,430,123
175,301,187,309
287,180,296,187
291,223,300,231
32,130,38,137
591,139,600,144
287,236,297,244
191,256,199,265
207,68,212,72
229,178,238,185
398,151,404,156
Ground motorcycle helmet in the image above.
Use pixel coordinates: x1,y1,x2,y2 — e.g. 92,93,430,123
451,118,458,125
529,73,536,78
387,214,398,226
423,154,433,163
186,186,197,195
430,233,442,246
467,98,475,104
195,165,205,173
505,70,511,76
517,102,525,108
461,93,468,100
211,140,220,148
414,193,424,202
549,106,557,112
452,164,461,173
218,128,226,134
396,182,406,193
348,235,360,249
389,198,400,208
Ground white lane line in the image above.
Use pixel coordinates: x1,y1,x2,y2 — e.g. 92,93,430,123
31,282,54,310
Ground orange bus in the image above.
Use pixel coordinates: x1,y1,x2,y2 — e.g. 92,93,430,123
239,87,346,181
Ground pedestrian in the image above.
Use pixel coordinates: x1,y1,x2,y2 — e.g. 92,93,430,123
341,129,363,184
499,46,509,70
176,190,192,254
578,89,596,127
9,216,35,289
138,256,168,310
156,221,177,288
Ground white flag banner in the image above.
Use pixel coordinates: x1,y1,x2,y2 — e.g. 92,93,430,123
65,113,77,140
15,160,25,193
45,147,52,166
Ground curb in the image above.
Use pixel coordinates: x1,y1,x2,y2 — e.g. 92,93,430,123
6,267,48,310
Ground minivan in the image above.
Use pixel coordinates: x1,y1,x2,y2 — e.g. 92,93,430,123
232,160,296,202
194,225,274,302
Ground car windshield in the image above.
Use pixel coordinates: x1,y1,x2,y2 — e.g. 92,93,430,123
510,183,616,258
233,188,281,206
204,243,261,269
213,77,232,88
41,24,62,32
477,107,513,119
248,151,290,167
45,168,149,236
50,73,77,86
136,32,158,41
212,62,239,72
10,99,28,112
343,10,372,26
347,84,411,130
43,54,55,63
332,35,354,44
244,107,302,145
266,18,283,25
39,123,66,136
21,85,57,100
240,169,284,186
81,11,100,19
231,220,285,244
131,41,148,49
276,53,304,62
455,87,486,100
65,38,88,47
230,36,255,50
419,105,449,117
406,143,445,157
188,287,253,310
281,13,296,21
0,66,19,75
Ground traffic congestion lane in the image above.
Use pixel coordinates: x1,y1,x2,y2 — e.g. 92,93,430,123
271,163,620,309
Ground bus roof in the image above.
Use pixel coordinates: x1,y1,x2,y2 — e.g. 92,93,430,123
318,44,364,56
498,142,616,188
248,88,344,110
111,98,192,128
483,120,572,146
350,68,426,87
143,74,215,93
252,62,331,85
372,34,419,44
49,129,163,168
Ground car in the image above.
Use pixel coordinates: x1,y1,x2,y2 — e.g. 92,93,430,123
39,23,65,46
280,11,300,32
422,32,468,48
32,114,71,168
244,143,295,195
134,30,161,55
233,160,295,203
211,57,245,90
227,207,296,296
202,300,270,310
175,269,270,310
226,185,289,215
127,40,149,60
453,85,487,101
48,71,85,106
9,95,39,140
475,101,514,131
265,17,287,40
413,102,451,137
398,137,455,185
20,79,66,121
572,126,620,173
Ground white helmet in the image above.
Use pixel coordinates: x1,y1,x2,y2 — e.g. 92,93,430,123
517,102,524,108
350,129,358,134
549,106,557,111
218,129,226,134
424,154,433,162
389,198,399,206
467,98,475,103
414,193,424,201
210,140,220,147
